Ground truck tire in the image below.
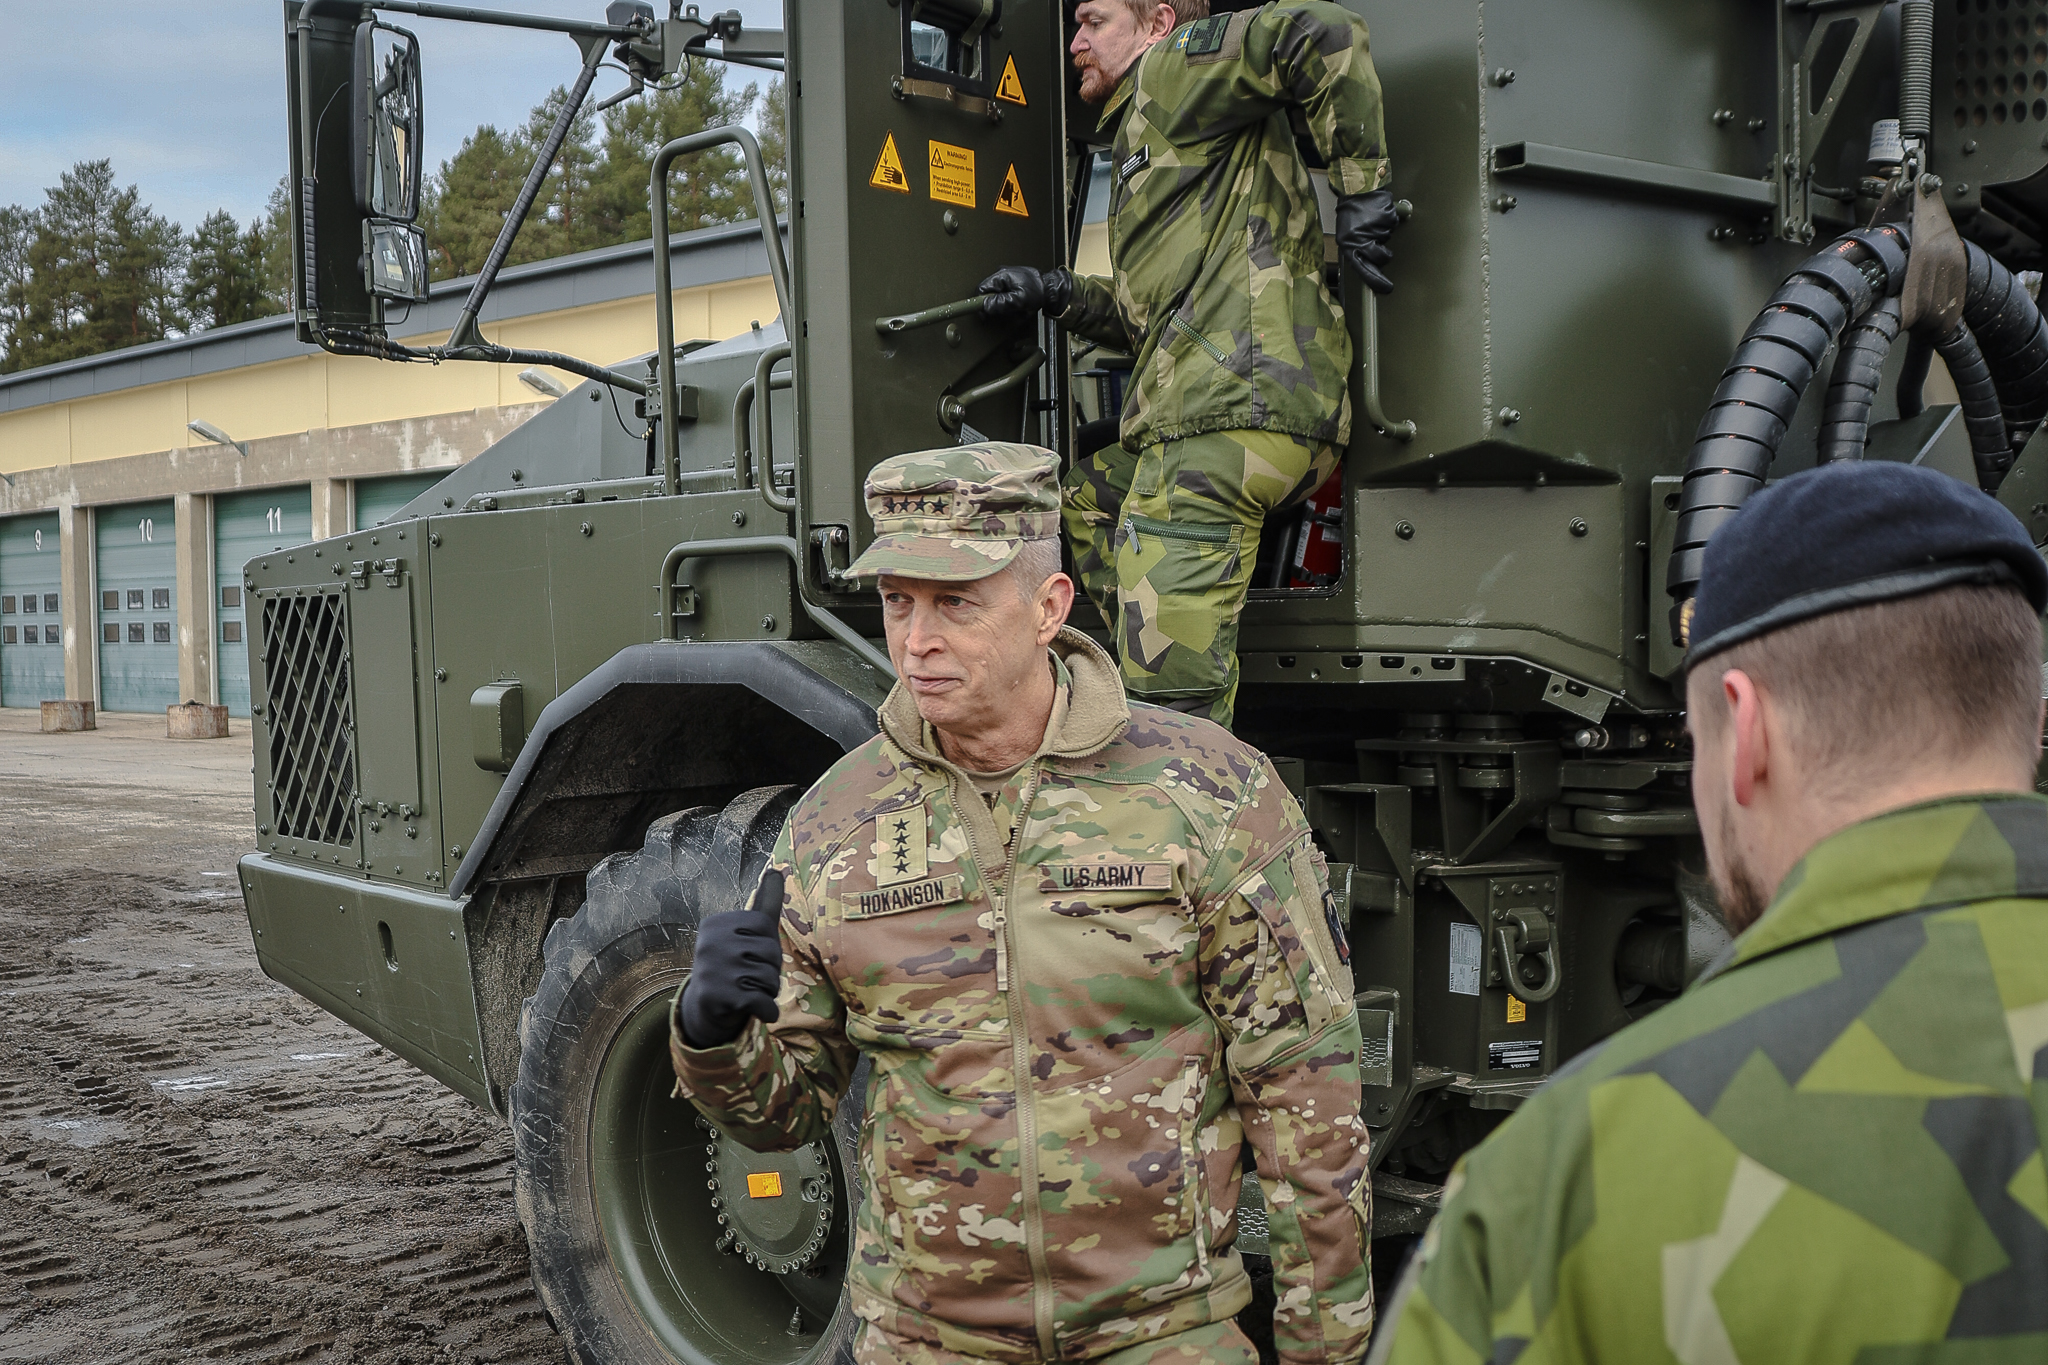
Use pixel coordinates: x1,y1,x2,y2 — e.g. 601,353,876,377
511,785,862,1365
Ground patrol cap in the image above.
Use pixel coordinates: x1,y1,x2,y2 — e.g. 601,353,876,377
1687,460,2048,667
846,442,1062,582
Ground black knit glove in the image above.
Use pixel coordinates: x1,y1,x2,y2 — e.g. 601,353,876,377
675,869,785,1048
1335,189,1398,296
978,265,1074,321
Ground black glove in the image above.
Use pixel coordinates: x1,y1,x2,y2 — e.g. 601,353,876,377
675,869,785,1048
1335,189,1398,296
978,265,1074,321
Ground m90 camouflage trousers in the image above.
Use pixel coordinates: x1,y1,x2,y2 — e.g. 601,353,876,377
1062,429,1340,730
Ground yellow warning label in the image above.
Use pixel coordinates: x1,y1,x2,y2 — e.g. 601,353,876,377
928,141,976,207
996,54,1027,105
747,1172,785,1199
995,164,1030,218
870,132,910,193
1506,996,1527,1024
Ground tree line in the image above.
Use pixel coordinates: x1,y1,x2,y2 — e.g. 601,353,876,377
0,65,784,375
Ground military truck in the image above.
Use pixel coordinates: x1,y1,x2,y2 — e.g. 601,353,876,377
244,1,2048,1360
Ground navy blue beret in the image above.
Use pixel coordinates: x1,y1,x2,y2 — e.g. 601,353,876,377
1687,461,2048,666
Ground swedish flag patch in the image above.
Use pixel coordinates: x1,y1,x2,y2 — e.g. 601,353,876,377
1178,15,1231,57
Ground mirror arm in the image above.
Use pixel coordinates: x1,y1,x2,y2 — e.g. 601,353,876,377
444,32,607,353
373,1,643,42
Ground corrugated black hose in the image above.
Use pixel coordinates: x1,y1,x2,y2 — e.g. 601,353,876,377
1933,320,2017,490
1820,297,1902,463
1664,226,1904,632
1666,224,2048,642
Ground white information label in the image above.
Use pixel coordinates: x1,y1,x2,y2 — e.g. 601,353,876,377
1448,921,1482,997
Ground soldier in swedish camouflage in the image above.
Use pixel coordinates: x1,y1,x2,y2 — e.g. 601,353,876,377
671,443,1375,1365
1370,461,2048,1364
979,0,1394,731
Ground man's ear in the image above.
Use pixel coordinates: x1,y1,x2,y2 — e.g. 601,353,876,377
1149,2,1179,40
1037,573,1077,644
1724,668,1770,808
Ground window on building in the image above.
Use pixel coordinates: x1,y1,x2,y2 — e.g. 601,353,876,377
103,590,119,611
152,622,171,643
102,623,119,644
127,622,144,643
126,589,143,610
3,626,15,644
44,594,57,613
151,588,170,610
1,596,13,614
222,621,243,644
22,625,37,644
20,595,34,614
221,586,241,609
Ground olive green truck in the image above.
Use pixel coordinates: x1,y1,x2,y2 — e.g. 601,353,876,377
243,2,2048,1361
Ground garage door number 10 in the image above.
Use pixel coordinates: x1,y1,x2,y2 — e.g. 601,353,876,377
138,518,155,542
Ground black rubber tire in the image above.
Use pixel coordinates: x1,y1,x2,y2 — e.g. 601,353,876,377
511,786,862,1365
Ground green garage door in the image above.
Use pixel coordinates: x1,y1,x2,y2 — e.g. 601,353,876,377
215,487,312,717
0,513,65,708
354,471,446,528
96,500,178,714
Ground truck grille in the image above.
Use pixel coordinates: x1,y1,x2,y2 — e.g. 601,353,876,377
261,592,357,846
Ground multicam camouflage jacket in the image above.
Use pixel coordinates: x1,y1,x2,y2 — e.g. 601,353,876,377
672,628,1374,1365
1376,793,2048,1364
1062,1,1389,454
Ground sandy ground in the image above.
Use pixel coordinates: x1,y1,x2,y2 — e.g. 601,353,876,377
0,709,558,1363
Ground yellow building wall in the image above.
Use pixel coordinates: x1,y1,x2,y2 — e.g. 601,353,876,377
0,275,780,478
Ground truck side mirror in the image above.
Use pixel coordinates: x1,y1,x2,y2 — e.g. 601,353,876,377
352,20,427,301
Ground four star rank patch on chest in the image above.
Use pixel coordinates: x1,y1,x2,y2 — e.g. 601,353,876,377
875,805,929,887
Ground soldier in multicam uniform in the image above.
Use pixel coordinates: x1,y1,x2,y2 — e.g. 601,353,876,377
1370,461,2048,1362
671,443,1374,1365
979,0,1396,730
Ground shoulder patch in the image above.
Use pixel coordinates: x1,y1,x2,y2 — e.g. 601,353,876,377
1177,10,1252,65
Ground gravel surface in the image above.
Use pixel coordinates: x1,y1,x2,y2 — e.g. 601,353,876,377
0,709,558,1363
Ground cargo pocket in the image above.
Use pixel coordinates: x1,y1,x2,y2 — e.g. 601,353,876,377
1111,515,1246,690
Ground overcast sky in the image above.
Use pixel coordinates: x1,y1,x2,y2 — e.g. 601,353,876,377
0,1,784,231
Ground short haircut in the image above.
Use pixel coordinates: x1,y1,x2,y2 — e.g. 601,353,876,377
1109,0,1209,29
1691,583,2044,794
1009,538,1065,601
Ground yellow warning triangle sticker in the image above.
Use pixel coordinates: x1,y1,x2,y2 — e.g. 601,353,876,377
996,55,1027,105
995,164,1029,218
870,132,910,193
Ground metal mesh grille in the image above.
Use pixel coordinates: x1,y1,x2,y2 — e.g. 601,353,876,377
1953,3,2048,130
261,592,357,846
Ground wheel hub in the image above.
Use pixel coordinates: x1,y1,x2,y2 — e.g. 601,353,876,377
701,1117,834,1274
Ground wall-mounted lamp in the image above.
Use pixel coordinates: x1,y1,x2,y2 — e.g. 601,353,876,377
518,367,570,398
188,420,250,458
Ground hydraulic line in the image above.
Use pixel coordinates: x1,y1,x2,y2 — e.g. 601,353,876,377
1933,321,2017,490
1898,330,1933,419
1665,226,1904,616
1820,298,1902,463
1666,220,2048,641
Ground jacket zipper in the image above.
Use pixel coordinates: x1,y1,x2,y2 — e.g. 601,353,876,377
1169,311,1233,368
964,761,1059,1359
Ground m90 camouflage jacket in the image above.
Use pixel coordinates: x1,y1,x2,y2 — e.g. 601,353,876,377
1376,793,2048,1363
1062,1,1390,454
672,629,1373,1365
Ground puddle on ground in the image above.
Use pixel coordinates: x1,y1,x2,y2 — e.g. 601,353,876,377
151,1075,230,1093
31,1115,128,1148
290,1052,350,1062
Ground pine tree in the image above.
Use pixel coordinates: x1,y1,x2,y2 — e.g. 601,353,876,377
591,61,754,241
103,188,185,349
0,205,36,373
258,176,296,312
756,76,790,216
517,86,605,260
183,209,268,330
419,124,529,281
